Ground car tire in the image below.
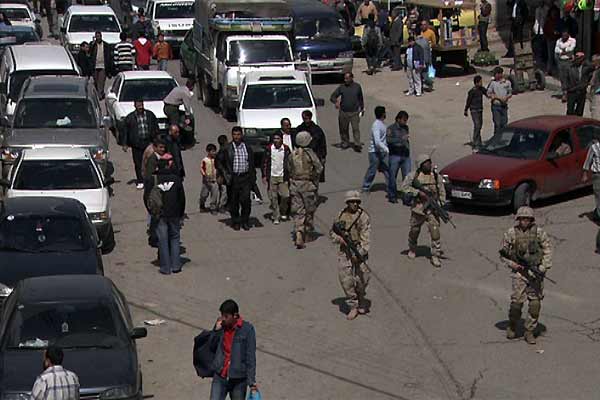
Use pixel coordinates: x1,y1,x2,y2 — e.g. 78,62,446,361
199,74,216,107
101,224,116,255
513,183,532,213
180,60,189,78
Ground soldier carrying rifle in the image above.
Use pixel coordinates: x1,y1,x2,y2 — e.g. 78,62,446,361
500,206,553,345
330,191,371,320
400,154,447,268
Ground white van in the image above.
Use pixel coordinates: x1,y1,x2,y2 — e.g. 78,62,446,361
60,5,122,55
0,44,80,118
146,0,194,51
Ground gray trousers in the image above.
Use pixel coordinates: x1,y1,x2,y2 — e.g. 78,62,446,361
593,174,600,219
406,67,422,95
591,94,600,120
470,109,483,146
491,105,508,135
338,111,361,146
558,59,571,94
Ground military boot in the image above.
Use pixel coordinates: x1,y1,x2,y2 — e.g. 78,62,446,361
295,231,305,249
507,302,522,340
346,308,359,320
525,300,541,345
431,256,442,268
524,330,536,345
407,250,416,259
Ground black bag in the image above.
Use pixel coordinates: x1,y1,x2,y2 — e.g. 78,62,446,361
193,330,220,378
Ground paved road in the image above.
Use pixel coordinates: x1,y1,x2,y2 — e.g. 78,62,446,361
98,55,600,400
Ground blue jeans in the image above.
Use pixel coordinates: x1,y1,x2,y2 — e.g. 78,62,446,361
491,105,508,135
156,217,181,274
362,151,391,195
158,59,169,71
209,375,247,400
389,154,411,200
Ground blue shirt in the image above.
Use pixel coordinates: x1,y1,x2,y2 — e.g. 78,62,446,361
369,119,389,153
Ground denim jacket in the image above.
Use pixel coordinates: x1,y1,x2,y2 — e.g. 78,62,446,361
211,321,257,385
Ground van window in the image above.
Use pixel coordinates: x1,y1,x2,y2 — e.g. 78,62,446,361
69,14,120,32
228,40,291,65
242,83,312,109
295,16,346,38
8,70,78,102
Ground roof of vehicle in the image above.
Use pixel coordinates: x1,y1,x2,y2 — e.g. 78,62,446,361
508,115,598,132
67,5,117,14
226,34,289,41
405,0,476,9
1,196,85,217
21,147,92,161
9,44,76,71
245,70,307,84
21,75,90,98
0,25,36,32
285,0,339,18
15,275,115,304
119,70,176,80
0,3,30,8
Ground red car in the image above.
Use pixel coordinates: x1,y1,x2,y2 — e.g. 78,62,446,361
440,115,600,212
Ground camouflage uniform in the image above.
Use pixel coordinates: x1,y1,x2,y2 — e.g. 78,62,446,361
330,201,371,311
288,132,323,248
500,209,553,342
400,158,446,264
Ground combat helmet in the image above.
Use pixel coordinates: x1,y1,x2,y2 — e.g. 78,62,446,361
345,190,361,203
515,206,534,220
416,154,431,168
296,131,312,147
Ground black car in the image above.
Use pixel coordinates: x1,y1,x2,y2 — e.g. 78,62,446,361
0,197,103,303
0,275,147,399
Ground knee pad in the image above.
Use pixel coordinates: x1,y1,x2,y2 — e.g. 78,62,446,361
430,225,441,241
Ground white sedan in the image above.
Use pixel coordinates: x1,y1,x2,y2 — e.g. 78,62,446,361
105,70,186,135
0,3,42,38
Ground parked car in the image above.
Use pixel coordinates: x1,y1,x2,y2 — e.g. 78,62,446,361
0,275,146,399
1,75,110,178
286,0,353,77
59,5,122,55
0,197,104,305
0,44,80,119
0,3,42,38
237,70,324,162
4,147,115,253
105,70,180,136
440,116,600,212
0,25,40,57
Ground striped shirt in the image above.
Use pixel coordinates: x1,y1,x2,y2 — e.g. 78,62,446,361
113,42,136,68
583,141,600,173
30,366,80,400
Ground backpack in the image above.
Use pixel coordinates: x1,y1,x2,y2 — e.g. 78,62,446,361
147,176,163,216
365,27,379,53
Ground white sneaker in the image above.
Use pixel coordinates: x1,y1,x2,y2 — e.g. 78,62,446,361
416,93,422,97
405,91,414,96
273,218,280,225
136,183,144,190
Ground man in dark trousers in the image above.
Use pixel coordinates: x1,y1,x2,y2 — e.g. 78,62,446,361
505,0,529,58
90,31,114,99
166,124,186,179
120,100,159,189
218,126,256,231
330,72,365,152
389,8,404,70
131,8,154,40
565,52,595,116
210,299,257,400
296,109,327,182
478,0,492,52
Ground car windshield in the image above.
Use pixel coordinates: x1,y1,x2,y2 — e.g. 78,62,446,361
229,40,292,65
14,99,96,129
155,2,194,18
68,14,120,32
119,78,177,102
13,160,101,190
8,70,78,102
478,128,549,160
5,301,128,350
243,83,312,109
295,17,346,38
0,215,91,253
1,8,31,20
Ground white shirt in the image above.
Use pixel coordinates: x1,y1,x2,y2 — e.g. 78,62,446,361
512,3,517,18
282,131,294,150
368,119,389,153
555,37,576,60
270,144,285,177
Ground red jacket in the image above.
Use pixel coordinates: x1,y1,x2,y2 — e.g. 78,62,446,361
134,39,153,66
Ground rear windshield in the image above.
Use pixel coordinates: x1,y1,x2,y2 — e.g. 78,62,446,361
295,17,346,38
155,2,194,19
1,8,31,20
119,78,177,102
242,83,312,109
14,99,96,129
228,40,292,65
8,70,78,102
13,160,101,190
69,14,120,32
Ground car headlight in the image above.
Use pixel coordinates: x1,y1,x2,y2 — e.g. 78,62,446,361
88,211,109,222
91,147,107,161
479,178,500,190
69,43,80,52
1,392,30,400
2,148,20,162
100,385,136,400
338,51,354,58
244,128,257,136
441,174,449,184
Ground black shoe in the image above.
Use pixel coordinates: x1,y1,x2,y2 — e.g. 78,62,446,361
389,198,398,204
241,223,250,231
341,142,350,150
199,206,209,213
172,269,182,274
233,224,241,231
353,145,362,153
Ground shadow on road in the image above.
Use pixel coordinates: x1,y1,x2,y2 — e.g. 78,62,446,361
495,319,547,338
331,297,372,316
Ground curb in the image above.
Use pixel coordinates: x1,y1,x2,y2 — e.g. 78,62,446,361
473,65,561,92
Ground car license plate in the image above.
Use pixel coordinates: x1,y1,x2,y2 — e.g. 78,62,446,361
159,123,167,130
451,190,472,199
320,62,334,67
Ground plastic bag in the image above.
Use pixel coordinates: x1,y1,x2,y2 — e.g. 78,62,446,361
247,390,262,400
427,65,436,80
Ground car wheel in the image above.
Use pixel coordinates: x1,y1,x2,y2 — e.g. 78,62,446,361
101,224,116,255
180,60,189,78
513,183,532,213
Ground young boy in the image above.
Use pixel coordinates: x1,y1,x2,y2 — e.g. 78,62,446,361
152,33,173,71
487,67,512,135
199,144,219,214
262,131,291,224
464,75,488,148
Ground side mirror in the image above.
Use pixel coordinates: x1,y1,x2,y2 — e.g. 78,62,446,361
314,98,325,107
104,176,115,186
0,178,9,187
102,115,112,128
60,27,66,34
130,327,147,339
105,92,117,102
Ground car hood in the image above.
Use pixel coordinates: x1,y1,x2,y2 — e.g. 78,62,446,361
0,250,99,288
7,189,108,213
67,32,121,44
154,18,193,31
4,128,102,147
441,153,537,182
1,347,136,393
239,108,313,129
294,37,352,54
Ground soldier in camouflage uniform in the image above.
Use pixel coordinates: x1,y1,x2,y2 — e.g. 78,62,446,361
400,154,446,267
500,206,553,345
330,190,371,320
288,131,323,249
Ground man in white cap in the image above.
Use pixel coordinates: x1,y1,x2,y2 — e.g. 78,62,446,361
288,131,323,249
330,190,371,320
500,206,553,345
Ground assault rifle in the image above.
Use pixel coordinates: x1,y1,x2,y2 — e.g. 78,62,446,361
332,222,368,278
412,179,456,229
499,249,557,284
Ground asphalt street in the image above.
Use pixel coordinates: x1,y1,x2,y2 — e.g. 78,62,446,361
93,54,600,399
